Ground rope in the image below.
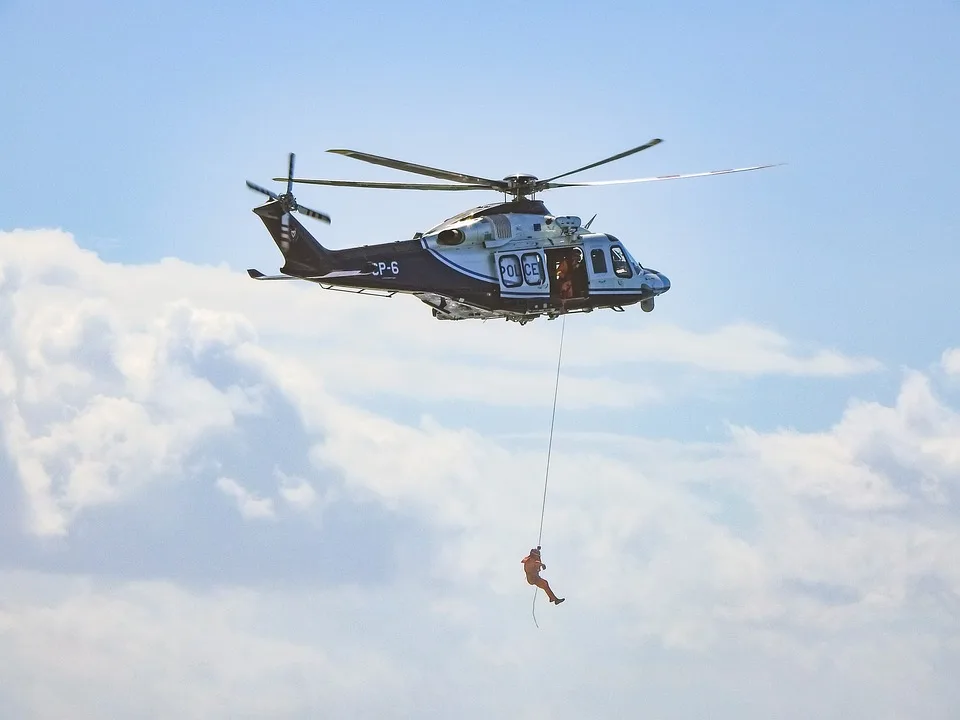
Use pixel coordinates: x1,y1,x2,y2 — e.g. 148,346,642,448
532,313,566,629
537,313,565,546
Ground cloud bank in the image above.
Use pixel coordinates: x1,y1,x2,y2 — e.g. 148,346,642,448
0,228,957,719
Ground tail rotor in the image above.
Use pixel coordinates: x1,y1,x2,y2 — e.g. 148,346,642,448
246,152,331,224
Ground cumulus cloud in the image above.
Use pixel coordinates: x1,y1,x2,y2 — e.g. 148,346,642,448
276,469,318,509
0,572,412,719
216,476,275,519
0,284,261,534
942,348,960,376
0,227,957,719
576,321,884,376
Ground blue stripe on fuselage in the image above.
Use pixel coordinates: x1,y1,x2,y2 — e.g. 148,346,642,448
421,241,499,283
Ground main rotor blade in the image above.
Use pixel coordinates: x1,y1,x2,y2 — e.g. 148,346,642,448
327,148,505,189
297,205,332,223
278,178,492,191
543,163,783,188
246,180,279,199
539,138,663,185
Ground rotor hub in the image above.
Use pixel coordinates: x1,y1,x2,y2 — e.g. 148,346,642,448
502,173,539,198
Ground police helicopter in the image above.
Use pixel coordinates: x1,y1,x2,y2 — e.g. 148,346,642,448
245,140,777,324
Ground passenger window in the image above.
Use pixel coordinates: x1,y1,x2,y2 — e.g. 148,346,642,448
521,252,545,286
611,246,632,279
590,248,607,274
498,254,523,287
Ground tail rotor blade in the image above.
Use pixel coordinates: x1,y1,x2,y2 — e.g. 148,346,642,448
287,152,295,195
246,180,279,199
297,205,332,224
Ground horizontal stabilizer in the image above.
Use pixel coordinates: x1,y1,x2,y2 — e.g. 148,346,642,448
247,268,296,280
246,268,372,281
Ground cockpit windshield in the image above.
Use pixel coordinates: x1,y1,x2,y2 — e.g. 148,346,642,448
606,234,644,273
609,245,632,278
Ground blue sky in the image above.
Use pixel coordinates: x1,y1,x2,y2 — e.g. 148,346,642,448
2,1,959,717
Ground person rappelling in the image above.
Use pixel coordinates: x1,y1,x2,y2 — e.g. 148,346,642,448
522,547,564,605
528,315,567,626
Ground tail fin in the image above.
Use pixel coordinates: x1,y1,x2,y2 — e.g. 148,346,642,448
253,201,335,276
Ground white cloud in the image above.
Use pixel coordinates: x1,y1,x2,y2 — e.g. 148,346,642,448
0,227,957,719
0,291,261,534
942,348,960,376
275,469,326,512
312,351,664,409
246,313,960,671
564,321,883,376
216,477,275,519
0,572,411,719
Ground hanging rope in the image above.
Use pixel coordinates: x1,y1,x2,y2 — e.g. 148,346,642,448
537,314,566,546
532,313,566,629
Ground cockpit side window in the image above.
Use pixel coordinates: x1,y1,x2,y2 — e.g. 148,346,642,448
610,245,633,278
590,248,607,274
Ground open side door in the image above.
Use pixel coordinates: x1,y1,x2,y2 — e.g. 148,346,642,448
495,249,549,298
544,246,589,301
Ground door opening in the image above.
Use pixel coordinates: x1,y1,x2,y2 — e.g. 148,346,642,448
546,247,588,301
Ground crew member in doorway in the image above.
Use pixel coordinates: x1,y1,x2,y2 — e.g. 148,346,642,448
571,251,584,297
556,257,573,299
522,547,565,604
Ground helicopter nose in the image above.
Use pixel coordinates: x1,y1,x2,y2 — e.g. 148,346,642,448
643,271,670,293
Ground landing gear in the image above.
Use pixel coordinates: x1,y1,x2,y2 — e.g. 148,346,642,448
641,298,655,312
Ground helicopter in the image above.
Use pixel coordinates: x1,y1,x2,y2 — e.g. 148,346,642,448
245,140,778,324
